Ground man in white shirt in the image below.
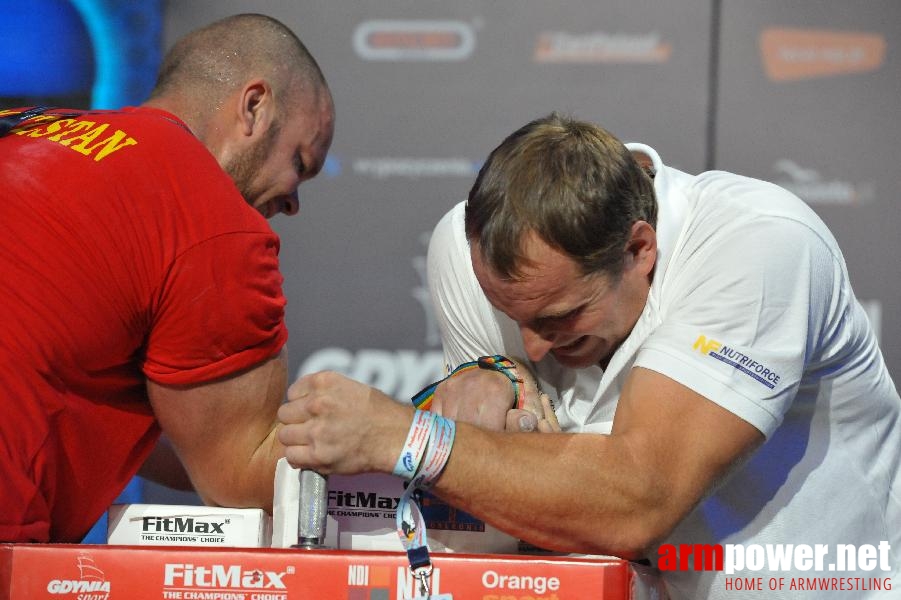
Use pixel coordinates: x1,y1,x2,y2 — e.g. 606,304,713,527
279,113,899,599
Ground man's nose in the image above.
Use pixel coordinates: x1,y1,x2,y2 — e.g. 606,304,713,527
520,324,555,362
281,191,299,216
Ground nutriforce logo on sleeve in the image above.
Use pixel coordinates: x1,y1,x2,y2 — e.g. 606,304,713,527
163,562,294,598
760,27,886,81
353,20,476,61
692,335,781,389
46,553,110,599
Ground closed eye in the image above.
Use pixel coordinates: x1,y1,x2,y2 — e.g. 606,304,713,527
294,153,306,177
534,306,584,328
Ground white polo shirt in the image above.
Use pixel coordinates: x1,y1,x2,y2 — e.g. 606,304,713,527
426,144,900,599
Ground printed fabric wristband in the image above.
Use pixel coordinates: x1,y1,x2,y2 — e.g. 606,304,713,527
392,409,437,481
395,413,456,587
411,354,526,411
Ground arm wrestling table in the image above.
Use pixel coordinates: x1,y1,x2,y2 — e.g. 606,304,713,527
0,544,667,599
1,462,669,599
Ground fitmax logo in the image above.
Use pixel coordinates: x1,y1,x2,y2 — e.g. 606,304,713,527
164,564,289,589
142,516,226,534
329,489,400,509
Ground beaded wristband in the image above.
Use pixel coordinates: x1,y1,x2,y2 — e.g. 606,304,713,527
476,354,526,410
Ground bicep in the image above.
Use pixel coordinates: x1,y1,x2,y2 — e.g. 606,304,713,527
639,217,840,437
146,350,287,507
144,232,287,386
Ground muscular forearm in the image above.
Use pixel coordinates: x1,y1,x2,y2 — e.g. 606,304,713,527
428,424,670,558
348,396,669,557
279,372,677,558
214,424,283,512
149,351,289,513
279,369,759,558
426,368,764,556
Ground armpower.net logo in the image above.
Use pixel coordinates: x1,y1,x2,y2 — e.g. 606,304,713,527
760,27,886,81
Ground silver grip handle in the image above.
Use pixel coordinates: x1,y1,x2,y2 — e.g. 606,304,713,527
295,469,328,548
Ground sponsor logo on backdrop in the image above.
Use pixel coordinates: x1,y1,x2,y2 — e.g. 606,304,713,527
760,28,886,81
773,159,875,206
298,233,445,399
346,564,448,599
46,553,110,598
353,157,481,179
534,30,671,63
354,20,476,62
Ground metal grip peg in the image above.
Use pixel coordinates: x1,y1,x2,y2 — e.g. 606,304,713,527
294,469,328,548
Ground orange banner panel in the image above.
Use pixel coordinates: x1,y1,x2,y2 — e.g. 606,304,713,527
760,27,886,81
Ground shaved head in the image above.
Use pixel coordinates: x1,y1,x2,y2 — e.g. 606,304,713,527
142,13,335,218
149,13,327,111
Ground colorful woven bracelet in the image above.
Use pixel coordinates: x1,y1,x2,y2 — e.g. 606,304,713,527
411,354,525,411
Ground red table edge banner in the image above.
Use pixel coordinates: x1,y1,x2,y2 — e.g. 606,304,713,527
0,544,668,599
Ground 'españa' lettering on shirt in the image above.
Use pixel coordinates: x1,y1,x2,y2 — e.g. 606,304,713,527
692,334,781,389
0,109,138,161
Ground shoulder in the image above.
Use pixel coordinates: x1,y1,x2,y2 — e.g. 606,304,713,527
681,170,842,262
428,201,469,271
92,107,224,179
431,201,466,246
691,170,820,227
117,108,267,232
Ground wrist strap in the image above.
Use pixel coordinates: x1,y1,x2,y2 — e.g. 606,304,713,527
411,354,525,411
394,411,456,597
392,409,436,480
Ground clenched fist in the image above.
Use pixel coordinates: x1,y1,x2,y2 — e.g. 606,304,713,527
277,371,412,475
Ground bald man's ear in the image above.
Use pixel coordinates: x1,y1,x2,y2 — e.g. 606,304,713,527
237,79,274,136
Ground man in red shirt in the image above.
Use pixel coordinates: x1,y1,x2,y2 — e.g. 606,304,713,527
0,13,334,542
